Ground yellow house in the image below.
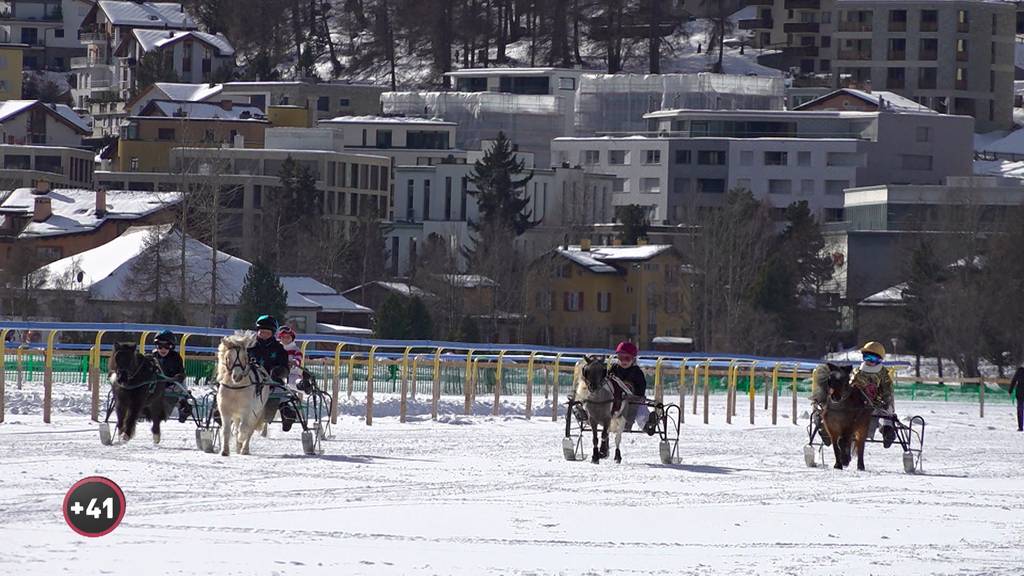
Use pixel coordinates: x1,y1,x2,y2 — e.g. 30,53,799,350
526,242,692,349
0,44,25,100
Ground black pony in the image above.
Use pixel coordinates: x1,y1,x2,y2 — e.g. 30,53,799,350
819,363,872,470
573,355,630,464
109,343,170,444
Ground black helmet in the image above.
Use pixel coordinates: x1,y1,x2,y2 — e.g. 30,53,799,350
255,315,278,331
154,330,176,346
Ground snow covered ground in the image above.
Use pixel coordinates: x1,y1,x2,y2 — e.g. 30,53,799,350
2,383,1024,575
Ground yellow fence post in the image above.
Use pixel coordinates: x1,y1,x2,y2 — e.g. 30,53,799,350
748,363,756,425
493,350,506,416
791,366,799,425
654,357,664,403
702,360,710,425
138,331,151,351
764,363,770,410
726,361,736,425
431,347,443,421
331,344,344,424
411,354,420,401
692,358,700,416
43,329,58,423
551,353,562,421
471,358,480,412
91,330,106,422
179,333,191,359
0,328,7,423
366,346,378,426
346,353,357,399
399,346,412,423
771,363,780,425
525,352,537,419
678,361,686,423
463,350,475,416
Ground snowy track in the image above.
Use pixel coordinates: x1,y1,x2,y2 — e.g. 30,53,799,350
2,399,1023,575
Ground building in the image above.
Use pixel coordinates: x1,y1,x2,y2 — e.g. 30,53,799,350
552,107,974,225
317,116,461,166
525,242,691,348
794,87,934,112
0,43,26,99
0,181,180,269
0,100,90,145
115,29,235,94
1,0,89,70
111,99,269,172
340,280,437,313
740,0,1015,132
218,80,385,123
0,143,94,188
278,276,373,333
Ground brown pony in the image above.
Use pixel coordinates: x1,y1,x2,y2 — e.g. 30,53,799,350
820,364,873,470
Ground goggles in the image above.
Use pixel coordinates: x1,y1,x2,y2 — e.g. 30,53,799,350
863,352,883,364
156,343,172,350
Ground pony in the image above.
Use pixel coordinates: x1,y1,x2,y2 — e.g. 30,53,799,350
819,363,873,470
216,331,271,456
108,342,169,444
573,355,631,464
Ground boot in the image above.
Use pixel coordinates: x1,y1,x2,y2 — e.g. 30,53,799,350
643,411,659,436
572,404,588,424
177,400,191,423
882,425,895,448
280,405,296,432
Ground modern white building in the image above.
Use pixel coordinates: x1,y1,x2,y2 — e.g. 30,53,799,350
317,116,462,166
0,0,90,70
116,28,235,89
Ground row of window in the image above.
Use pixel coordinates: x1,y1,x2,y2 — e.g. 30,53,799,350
404,177,469,222
537,291,613,313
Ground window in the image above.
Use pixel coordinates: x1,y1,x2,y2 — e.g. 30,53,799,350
886,67,906,90
900,154,933,170
888,9,907,32
559,77,576,90
376,129,393,148
918,67,937,89
157,128,176,140
644,150,661,164
919,38,938,60
129,157,139,172
990,70,996,93
609,150,629,165
826,152,862,167
921,9,938,32
613,178,628,193
957,9,969,33
801,179,814,196
597,292,612,313
583,150,600,165
740,150,753,166
764,151,788,166
423,180,431,219
640,178,660,194
991,42,997,64
888,38,906,60
339,98,350,107
825,180,847,195
768,179,791,195
55,29,65,38
956,39,969,61
697,150,726,165
956,68,968,90
797,151,811,166
317,96,329,111
674,150,690,164
444,177,452,220
564,291,584,312
916,127,930,142
697,178,725,194
461,177,469,220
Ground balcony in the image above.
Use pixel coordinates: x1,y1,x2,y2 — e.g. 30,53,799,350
785,45,819,57
837,49,872,60
920,49,938,61
784,22,820,34
743,0,775,6
739,18,773,30
956,51,968,62
888,21,907,32
784,0,819,9
837,21,872,32
921,21,938,32
78,31,106,43
0,9,63,22
957,22,970,33
887,50,906,60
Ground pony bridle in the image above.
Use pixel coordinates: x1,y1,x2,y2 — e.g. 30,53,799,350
115,351,146,384
228,347,248,383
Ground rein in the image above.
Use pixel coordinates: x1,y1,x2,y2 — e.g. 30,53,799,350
112,354,158,391
219,347,270,391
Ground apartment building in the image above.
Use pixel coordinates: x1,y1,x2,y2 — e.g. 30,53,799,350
317,116,461,166
115,28,235,92
0,42,25,99
0,143,94,188
218,80,385,123
0,99,90,146
0,0,89,70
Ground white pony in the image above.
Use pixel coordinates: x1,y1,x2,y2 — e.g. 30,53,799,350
216,331,271,456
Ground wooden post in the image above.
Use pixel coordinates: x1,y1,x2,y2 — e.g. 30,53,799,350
331,344,344,424
399,346,412,423
726,362,735,425
771,364,779,425
0,328,7,424
366,346,378,426
551,354,562,421
692,358,700,415
43,330,58,424
678,362,686,423
91,330,106,422
525,352,536,419
748,363,756,425
346,354,357,399
654,357,664,403
493,351,506,416
471,358,480,411
791,366,798,425
463,350,475,416
431,348,443,421
702,361,710,425
764,363,770,410
411,355,420,401
979,375,985,418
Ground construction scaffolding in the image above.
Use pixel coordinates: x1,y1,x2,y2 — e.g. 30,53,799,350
574,73,786,135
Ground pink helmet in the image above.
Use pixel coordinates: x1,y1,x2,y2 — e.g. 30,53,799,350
615,341,638,358
277,325,296,339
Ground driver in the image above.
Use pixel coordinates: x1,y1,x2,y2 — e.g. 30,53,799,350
248,315,298,431
609,341,658,434
851,341,896,448
151,330,190,422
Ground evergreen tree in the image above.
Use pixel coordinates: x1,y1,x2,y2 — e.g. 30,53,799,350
266,156,322,273
617,204,650,245
459,314,480,342
467,131,536,245
375,294,410,339
235,260,288,328
152,298,188,325
133,52,180,97
408,297,434,339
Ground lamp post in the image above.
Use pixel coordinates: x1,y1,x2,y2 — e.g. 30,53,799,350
633,263,643,345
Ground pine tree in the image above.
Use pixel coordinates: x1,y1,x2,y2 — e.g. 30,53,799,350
408,297,434,339
459,314,480,342
466,131,535,250
133,52,180,97
375,294,410,339
235,260,288,329
617,205,650,245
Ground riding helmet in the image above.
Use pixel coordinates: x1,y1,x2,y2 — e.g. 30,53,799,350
255,315,278,331
860,341,886,358
153,330,176,346
278,325,296,339
615,341,639,358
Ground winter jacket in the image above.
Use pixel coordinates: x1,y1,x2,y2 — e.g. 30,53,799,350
248,337,290,383
851,363,894,411
282,341,303,370
152,350,185,383
610,364,647,398
1010,367,1024,400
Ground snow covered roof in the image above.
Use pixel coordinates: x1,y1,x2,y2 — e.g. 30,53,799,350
315,323,373,336
555,249,619,274
976,129,1024,156
794,88,933,113
129,29,234,56
436,274,498,288
974,159,1024,179
0,100,90,134
97,1,196,29
153,83,224,102
342,281,436,300
0,188,180,238
138,100,266,121
552,245,675,274
320,115,456,126
859,283,907,307
280,276,372,314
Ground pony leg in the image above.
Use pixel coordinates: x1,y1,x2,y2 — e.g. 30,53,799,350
614,427,623,463
854,427,868,471
220,415,231,456
123,396,141,442
240,418,254,455
599,427,609,459
151,396,164,445
842,437,853,467
114,398,129,442
590,421,600,464
829,428,844,469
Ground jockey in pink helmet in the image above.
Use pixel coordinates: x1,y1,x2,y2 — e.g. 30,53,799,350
609,341,658,434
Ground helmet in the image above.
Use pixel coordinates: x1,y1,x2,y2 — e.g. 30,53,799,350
860,341,886,358
277,325,296,339
153,330,176,346
255,315,278,331
615,341,639,358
